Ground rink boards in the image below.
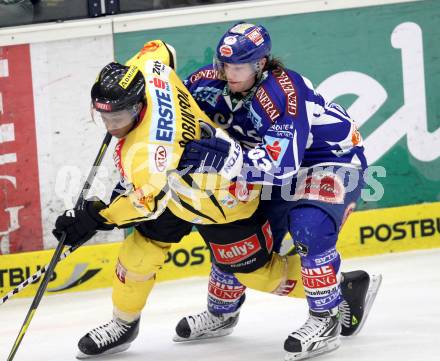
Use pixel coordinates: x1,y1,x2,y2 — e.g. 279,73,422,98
1,0,440,254
1,201,439,299
1,0,439,300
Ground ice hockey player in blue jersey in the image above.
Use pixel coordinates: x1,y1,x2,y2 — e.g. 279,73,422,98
175,22,382,361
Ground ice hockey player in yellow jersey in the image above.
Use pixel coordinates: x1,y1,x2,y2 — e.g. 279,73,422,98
52,40,305,359
96,43,259,226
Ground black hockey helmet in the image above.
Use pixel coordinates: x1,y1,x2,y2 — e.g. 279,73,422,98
91,62,146,135
91,62,145,113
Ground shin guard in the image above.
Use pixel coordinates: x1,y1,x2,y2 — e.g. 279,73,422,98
208,264,246,314
112,230,171,319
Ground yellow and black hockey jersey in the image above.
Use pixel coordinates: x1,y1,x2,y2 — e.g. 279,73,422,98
99,40,260,226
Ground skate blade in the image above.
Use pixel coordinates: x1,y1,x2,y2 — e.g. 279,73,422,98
285,337,341,361
76,343,131,359
351,273,383,336
173,327,234,343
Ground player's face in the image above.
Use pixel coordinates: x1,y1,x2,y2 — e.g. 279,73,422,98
102,117,134,138
92,103,141,138
223,62,257,93
100,111,135,138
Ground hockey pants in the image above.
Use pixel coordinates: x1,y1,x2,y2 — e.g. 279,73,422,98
112,229,305,322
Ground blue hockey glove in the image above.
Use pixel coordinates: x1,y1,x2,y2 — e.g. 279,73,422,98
178,122,244,180
179,137,231,172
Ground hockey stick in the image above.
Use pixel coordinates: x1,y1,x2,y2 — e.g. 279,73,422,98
6,132,112,361
1,242,82,305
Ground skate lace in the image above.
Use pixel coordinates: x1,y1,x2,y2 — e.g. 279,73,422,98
188,311,223,333
338,300,351,328
291,315,329,342
88,319,130,348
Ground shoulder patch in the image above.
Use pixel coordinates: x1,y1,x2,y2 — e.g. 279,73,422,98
145,59,171,80
274,69,298,116
255,86,280,123
138,41,161,57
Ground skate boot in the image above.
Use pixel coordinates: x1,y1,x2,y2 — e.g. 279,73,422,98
173,308,240,342
76,317,140,359
284,308,341,361
339,270,383,336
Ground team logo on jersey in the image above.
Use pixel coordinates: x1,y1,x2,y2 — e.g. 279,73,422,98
266,140,281,160
219,45,233,57
246,28,264,46
140,41,160,53
263,135,289,166
148,144,172,173
275,69,298,116
228,179,254,202
296,170,345,204
268,125,294,139
146,74,176,144
150,76,167,90
154,145,167,172
113,138,128,181
262,220,273,253
220,194,238,208
188,69,220,84
351,125,362,146
145,59,172,79
255,86,280,122
136,41,161,60
132,187,154,210
210,235,261,265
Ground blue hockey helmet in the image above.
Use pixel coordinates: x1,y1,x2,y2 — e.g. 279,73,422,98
215,22,272,64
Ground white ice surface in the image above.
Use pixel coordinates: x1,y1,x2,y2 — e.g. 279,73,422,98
1,249,440,361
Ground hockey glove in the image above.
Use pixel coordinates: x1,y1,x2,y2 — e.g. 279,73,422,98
178,122,244,180
52,199,114,246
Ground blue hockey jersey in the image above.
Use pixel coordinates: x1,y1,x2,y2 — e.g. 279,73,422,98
184,65,367,185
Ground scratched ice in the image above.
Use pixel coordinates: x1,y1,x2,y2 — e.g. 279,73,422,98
1,248,439,361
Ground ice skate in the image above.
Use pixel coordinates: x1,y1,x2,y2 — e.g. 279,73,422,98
76,317,140,359
284,308,341,361
339,271,382,336
173,309,240,342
